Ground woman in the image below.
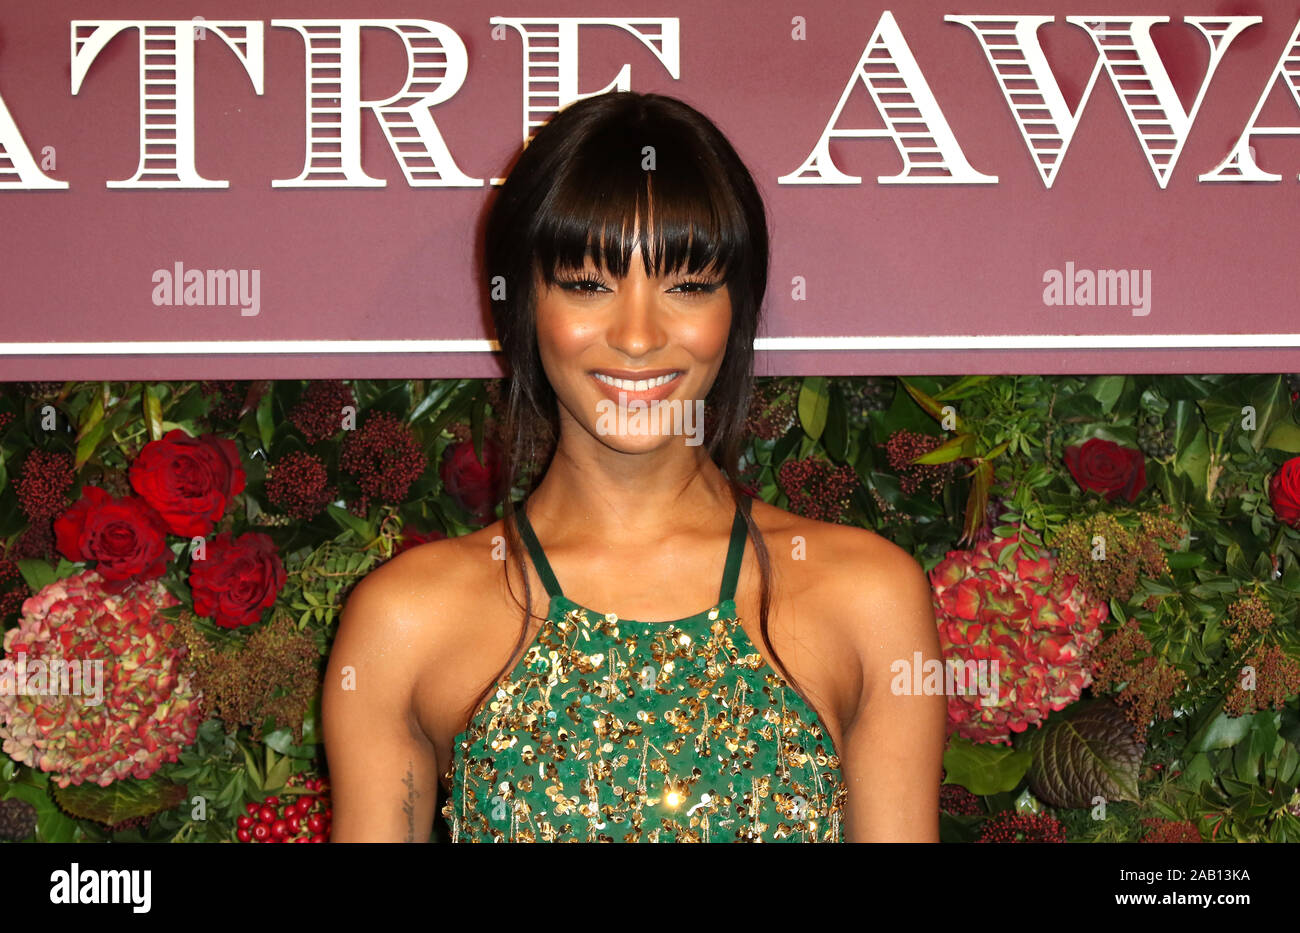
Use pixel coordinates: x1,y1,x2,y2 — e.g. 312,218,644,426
323,91,946,842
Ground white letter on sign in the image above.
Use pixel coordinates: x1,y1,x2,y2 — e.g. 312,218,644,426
1201,18,1300,183
489,17,680,146
779,10,996,185
0,91,68,189
1065,16,1256,189
272,20,480,188
70,21,265,189
945,15,1102,189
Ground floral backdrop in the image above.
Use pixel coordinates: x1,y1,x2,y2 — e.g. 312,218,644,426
0,374,1297,843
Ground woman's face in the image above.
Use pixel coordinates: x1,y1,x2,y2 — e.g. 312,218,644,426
534,227,731,454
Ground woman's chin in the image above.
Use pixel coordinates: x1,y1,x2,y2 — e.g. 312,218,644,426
588,428,701,455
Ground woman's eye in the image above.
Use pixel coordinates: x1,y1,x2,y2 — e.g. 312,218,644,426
671,280,721,296
558,277,608,295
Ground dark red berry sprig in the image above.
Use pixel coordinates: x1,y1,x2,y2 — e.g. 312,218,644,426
289,380,356,445
339,411,426,512
265,451,336,520
977,809,1067,843
235,773,333,843
17,449,76,521
776,457,859,523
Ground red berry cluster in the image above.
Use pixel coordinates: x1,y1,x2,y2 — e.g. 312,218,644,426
744,379,798,441
776,457,858,523
0,548,25,620
11,520,54,560
1139,818,1202,843
977,810,1067,843
266,451,336,520
200,380,247,424
340,411,426,512
939,783,981,816
235,774,332,843
17,449,76,521
289,380,356,445
882,430,956,498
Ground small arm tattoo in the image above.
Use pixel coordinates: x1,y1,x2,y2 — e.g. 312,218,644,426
402,762,419,842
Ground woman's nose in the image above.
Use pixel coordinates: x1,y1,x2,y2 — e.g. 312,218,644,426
605,280,668,358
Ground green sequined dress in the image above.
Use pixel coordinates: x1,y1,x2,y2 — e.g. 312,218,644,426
441,497,847,842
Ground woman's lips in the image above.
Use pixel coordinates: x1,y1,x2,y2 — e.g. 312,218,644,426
590,370,683,404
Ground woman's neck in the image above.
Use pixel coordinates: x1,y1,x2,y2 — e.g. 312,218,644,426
523,420,737,540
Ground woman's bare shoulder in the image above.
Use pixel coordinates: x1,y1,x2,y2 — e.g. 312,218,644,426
748,497,912,570
339,522,506,653
747,497,933,633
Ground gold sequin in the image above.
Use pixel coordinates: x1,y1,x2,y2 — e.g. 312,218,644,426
442,598,847,842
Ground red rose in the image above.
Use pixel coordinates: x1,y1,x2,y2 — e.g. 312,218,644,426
1269,457,1300,527
1063,438,1146,503
129,429,246,537
440,438,502,522
189,531,285,629
52,486,171,591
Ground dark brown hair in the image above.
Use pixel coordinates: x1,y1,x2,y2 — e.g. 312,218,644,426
467,90,810,722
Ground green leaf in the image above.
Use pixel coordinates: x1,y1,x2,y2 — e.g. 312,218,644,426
942,737,1031,795
1244,375,1290,454
1198,397,1243,435
241,743,264,788
797,377,829,441
1025,700,1143,806
1187,707,1262,752
51,775,189,827
74,419,106,469
75,391,104,445
16,558,58,592
142,384,165,442
898,378,961,429
265,751,293,791
426,381,478,440
822,382,849,462
263,726,318,760
1170,399,1210,494
326,503,371,538
255,384,275,453
1264,418,1300,453
1085,375,1126,414
962,458,993,544
912,433,975,464
932,375,992,401
407,380,460,425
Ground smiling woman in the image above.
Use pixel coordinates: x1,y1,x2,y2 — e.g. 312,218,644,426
322,90,946,843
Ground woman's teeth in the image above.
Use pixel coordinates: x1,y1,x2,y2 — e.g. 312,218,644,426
593,372,680,391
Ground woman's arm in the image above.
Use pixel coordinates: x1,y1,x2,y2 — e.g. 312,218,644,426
322,563,442,842
839,541,947,842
